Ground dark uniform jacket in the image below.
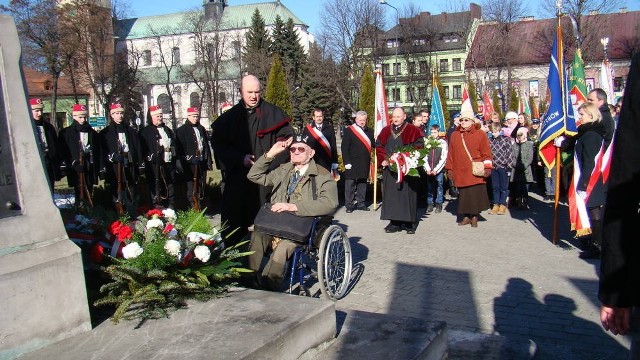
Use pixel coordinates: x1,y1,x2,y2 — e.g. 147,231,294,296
58,122,100,187
574,121,606,208
341,124,374,180
139,124,175,165
99,122,143,184
34,119,61,181
176,122,213,178
302,122,338,171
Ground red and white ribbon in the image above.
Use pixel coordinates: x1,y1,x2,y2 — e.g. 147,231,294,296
390,152,410,183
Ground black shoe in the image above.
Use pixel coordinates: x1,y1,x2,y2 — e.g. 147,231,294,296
346,207,354,213
405,223,416,234
435,203,443,213
356,205,370,211
579,246,601,259
384,223,401,233
426,204,434,213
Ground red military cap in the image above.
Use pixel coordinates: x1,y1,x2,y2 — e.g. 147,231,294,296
187,107,199,116
110,102,124,114
30,98,44,110
72,104,88,116
149,105,162,116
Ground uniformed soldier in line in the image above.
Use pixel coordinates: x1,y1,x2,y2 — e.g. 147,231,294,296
175,107,212,210
30,98,60,191
99,102,143,214
58,104,100,206
139,105,176,208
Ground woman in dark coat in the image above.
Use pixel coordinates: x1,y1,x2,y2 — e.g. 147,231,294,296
341,110,374,212
376,107,424,234
445,110,492,227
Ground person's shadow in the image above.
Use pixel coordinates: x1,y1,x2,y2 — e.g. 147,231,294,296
493,278,628,359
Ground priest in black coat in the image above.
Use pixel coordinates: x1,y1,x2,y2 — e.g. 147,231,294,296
139,105,176,208
599,52,640,350
176,107,212,210
341,110,374,212
58,104,100,205
212,75,293,246
99,102,143,213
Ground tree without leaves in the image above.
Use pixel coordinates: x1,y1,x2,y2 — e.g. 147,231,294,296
243,9,271,83
359,63,375,129
265,54,292,116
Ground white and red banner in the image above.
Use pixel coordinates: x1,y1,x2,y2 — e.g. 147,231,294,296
374,70,389,139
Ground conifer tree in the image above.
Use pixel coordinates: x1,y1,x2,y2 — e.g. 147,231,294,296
509,87,519,111
243,9,271,83
297,43,338,126
492,90,503,119
359,64,375,129
468,79,479,113
265,55,292,116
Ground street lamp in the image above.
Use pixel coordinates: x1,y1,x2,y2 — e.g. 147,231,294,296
379,0,399,106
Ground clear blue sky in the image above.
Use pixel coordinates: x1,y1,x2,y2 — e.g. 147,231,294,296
1,0,638,35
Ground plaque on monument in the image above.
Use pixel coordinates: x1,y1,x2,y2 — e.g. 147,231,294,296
0,72,21,219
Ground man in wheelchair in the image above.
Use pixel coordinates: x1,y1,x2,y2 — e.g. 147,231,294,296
246,134,339,291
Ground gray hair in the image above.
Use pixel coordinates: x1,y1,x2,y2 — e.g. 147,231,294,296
355,110,367,118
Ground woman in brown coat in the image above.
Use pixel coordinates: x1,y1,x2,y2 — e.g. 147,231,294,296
445,110,493,227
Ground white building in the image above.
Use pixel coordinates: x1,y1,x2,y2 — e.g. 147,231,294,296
115,0,313,130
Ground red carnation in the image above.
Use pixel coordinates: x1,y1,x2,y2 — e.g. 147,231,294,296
163,223,174,234
116,225,133,241
204,239,215,246
108,221,124,236
89,243,105,264
147,209,163,218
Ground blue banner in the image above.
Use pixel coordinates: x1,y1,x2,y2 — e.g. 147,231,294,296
429,79,446,134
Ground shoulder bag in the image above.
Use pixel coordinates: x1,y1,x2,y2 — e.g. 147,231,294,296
461,133,485,177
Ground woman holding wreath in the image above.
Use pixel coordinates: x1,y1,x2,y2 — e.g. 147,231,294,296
445,110,493,227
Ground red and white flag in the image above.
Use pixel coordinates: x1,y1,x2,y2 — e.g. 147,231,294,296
482,91,494,120
374,70,389,139
460,85,473,115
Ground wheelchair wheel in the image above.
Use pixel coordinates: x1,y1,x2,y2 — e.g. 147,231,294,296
317,225,352,300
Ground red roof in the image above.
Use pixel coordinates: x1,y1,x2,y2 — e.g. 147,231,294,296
23,67,90,97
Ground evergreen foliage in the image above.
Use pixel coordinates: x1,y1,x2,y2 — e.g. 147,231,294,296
529,95,538,118
468,79,479,113
492,90,503,119
359,64,375,129
265,54,292,116
243,9,272,83
297,43,338,126
509,87,519,111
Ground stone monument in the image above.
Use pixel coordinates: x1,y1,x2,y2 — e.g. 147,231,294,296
0,15,91,360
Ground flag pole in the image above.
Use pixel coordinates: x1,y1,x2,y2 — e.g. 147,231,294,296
552,3,564,245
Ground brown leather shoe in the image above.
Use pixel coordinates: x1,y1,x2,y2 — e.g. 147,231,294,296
489,204,499,215
496,205,507,215
458,216,471,226
470,216,478,227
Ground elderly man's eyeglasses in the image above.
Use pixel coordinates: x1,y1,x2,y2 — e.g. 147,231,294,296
289,146,307,154
459,119,473,122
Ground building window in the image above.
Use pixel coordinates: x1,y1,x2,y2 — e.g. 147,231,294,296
613,77,624,92
439,59,449,73
418,86,426,99
383,63,390,76
409,62,416,74
142,50,152,66
393,88,400,102
386,39,398,48
443,86,450,99
413,38,426,46
452,58,462,71
172,47,181,64
419,61,428,74
190,92,200,107
393,62,401,75
406,88,413,102
157,94,171,114
452,85,462,99
443,36,459,43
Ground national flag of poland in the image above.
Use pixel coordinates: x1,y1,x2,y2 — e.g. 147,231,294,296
460,85,473,115
374,70,389,139
482,91,494,120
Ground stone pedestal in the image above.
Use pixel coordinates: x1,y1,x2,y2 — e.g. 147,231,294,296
0,15,91,360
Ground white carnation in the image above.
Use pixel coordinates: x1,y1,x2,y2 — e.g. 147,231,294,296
187,232,213,244
194,245,211,263
164,240,181,256
162,208,176,220
122,242,143,259
146,218,164,229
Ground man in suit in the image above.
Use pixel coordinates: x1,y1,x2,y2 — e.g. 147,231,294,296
341,110,374,212
303,108,338,173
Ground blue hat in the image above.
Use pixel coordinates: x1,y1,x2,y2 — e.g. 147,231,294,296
532,118,541,124
453,112,461,118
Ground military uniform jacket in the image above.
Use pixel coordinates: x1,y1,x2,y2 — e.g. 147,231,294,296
58,122,100,187
34,119,61,180
303,122,338,171
176,122,213,178
247,155,338,217
100,122,142,182
139,124,175,164
341,124,373,180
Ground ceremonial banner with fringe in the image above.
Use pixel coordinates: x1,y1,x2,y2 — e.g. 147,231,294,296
429,77,446,136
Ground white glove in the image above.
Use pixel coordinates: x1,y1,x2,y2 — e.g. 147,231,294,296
554,136,566,147
344,164,352,170
576,190,587,199
331,163,339,170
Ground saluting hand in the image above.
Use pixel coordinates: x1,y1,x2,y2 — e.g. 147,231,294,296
266,137,293,159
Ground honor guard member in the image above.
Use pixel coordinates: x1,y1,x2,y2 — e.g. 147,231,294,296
100,102,143,214
302,108,339,174
212,74,293,246
140,105,176,208
58,104,100,206
176,107,212,210
341,110,374,212
30,98,60,191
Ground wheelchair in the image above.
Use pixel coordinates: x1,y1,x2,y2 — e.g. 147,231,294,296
286,217,352,300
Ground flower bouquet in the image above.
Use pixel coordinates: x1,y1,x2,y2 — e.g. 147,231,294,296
94,208,251,323
424,137,443,151
388,144,428,183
